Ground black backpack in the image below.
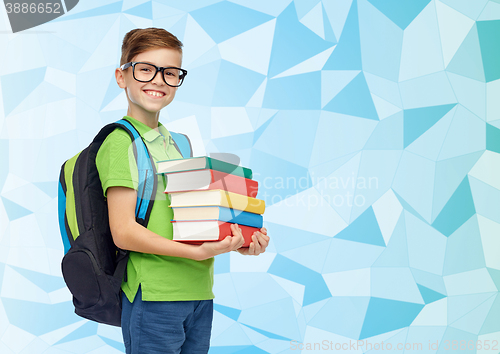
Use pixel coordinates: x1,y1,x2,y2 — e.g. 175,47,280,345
58,119,192,326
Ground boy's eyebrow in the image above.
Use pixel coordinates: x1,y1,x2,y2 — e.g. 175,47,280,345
137,60,181,68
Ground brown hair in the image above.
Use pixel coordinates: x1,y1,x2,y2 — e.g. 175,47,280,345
120,28,183,66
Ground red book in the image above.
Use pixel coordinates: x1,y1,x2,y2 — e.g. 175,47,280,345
163,169,258,197
171,220,260,247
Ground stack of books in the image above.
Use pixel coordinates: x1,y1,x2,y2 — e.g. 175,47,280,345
157,156,265,247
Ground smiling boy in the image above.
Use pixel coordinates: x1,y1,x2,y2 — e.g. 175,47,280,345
95,28,269,354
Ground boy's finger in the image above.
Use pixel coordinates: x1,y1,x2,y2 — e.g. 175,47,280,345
236,232,245,249
257,233,269,248
231,224,242,237
255,232,268,254
251,234,261,255
248,240,255,255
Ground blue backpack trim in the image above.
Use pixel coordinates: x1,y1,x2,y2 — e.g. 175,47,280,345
58,165,71,254
170,131,193,158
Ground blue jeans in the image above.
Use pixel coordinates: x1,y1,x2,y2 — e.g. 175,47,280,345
121,287,213,354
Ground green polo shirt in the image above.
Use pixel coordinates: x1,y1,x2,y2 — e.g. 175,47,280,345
96,116,214,302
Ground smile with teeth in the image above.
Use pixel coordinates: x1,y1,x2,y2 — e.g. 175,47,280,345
144,90,165,97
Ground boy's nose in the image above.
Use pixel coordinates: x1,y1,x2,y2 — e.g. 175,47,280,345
151,72,165,85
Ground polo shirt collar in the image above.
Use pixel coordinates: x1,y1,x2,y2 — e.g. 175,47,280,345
123,116,171,143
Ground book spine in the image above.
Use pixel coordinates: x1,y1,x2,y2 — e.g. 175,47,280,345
219,191,265,214
207,157,253,179
209,170,258,197
167,190,265,214
171,221,259,247
218,207,263,228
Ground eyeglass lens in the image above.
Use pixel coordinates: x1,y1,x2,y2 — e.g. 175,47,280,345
133,63,184,86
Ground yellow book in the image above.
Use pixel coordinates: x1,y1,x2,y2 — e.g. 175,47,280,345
168,190,265,214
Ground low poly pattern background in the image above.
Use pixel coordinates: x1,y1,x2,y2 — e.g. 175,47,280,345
1,0,500,353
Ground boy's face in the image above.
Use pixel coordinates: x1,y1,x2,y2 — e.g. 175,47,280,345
116,47,182,121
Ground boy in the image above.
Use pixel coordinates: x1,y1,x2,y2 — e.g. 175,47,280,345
95,28,269,354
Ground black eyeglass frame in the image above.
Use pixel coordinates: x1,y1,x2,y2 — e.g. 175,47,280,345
120,62,188,87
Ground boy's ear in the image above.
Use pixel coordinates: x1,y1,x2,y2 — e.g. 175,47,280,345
115,68,126,89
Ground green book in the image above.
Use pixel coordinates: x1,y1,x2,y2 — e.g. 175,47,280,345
156,156,253,179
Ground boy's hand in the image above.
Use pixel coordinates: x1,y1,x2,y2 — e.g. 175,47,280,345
236,227,269,256
196,224,245,260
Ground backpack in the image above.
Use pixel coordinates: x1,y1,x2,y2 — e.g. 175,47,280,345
58,119,192,327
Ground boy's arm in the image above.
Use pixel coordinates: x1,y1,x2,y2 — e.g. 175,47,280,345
107,186,244,261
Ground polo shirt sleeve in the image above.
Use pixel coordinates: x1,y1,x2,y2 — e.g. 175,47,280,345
96,128,139,197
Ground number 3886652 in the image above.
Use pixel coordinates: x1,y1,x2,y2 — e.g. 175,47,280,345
5,3,62,14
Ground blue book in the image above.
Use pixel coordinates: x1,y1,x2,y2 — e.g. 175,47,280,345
171,206,263,229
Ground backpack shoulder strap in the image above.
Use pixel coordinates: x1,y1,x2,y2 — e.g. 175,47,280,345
169,131,193,158
113,119,157,226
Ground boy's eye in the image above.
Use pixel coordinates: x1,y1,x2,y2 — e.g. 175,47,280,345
165,70,179,78
135,63,156,73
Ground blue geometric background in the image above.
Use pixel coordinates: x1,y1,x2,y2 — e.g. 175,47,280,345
1,0,500,353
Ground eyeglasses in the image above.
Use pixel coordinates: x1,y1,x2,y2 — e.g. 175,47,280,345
120,62,188,87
